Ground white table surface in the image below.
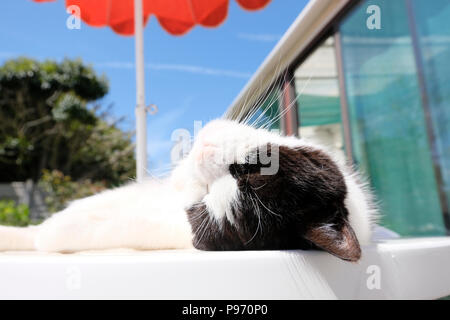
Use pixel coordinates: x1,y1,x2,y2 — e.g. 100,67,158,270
0,237,449,299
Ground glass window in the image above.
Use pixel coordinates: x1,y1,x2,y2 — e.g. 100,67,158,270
294,37,346,163
411,0,450,227
339,0,446,235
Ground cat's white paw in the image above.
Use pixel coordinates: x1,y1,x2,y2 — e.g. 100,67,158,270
171,158,208,207
190,121,244,184
193,142,229,183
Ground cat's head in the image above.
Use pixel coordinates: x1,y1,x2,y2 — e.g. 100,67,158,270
180,120,363,262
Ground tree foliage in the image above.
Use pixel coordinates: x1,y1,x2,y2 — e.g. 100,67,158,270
0,58,135,185
39,169,107,213
0,200,30,226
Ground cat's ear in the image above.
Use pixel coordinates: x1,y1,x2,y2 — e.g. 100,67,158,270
304,219,361,262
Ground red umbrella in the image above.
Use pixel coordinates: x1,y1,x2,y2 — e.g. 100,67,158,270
32,0,271,181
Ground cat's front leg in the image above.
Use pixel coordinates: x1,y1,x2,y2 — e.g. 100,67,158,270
171,157,208,208
189,122,250,185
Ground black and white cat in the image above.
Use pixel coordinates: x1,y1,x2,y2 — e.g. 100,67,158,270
0,119,377,261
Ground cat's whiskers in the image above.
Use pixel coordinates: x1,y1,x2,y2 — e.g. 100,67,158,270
250,182,268,191
261,73,313,130
236,60,313,131
238,56,284,126
251,189,283,220
244,193,262,245
243,83,277,124
193,215,208,246
189,208,208,223
249,85,283,128
242,69,284,126
246,62,286,126
194,213,214,248
189,213,204,223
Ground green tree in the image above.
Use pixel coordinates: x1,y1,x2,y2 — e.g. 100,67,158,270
39,169,107,213
0,200,31,226
0,57,135,185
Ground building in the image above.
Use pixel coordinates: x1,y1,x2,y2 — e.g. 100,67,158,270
226,0,450,237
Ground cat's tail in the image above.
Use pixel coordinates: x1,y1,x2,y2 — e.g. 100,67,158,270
0,225,39,251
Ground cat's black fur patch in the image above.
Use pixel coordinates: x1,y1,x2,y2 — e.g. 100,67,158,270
186,144,361,261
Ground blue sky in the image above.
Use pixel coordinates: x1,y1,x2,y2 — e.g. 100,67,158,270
0,0,308,175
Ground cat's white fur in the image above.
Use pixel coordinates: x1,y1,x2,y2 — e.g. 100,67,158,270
0,120,376,252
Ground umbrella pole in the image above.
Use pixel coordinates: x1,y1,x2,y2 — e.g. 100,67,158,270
134,0,147,182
